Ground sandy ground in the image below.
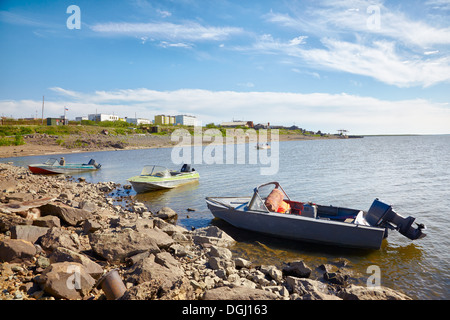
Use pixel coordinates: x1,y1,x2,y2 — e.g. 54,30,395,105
0,132,333,159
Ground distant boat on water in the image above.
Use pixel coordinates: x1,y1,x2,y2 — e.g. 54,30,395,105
256,143,271,149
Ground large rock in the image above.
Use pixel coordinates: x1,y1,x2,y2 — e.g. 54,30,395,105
202,286,279,300
323,271,349,286
152,217,188,236
282,260,312,278
49,247,104,279
260,265,283,283
337,284,412,300
0,239,36,263
89,228,174,263
124,253,194,300
208,256,235,270
192,226,235,247
208,245,233,260
33,215,61,228
39,202,91,226
153,207,177,220
285,276,341,300
40,227,81,252
0,212,31,233
126,254,184,285
40,262,96,300
10,225,49,244
235,257,252,269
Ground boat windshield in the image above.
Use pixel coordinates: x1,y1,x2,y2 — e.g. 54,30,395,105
44,158,59,166
248,191,268,212
140,165,170,178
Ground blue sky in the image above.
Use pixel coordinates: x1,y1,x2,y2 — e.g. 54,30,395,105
1,0,449,134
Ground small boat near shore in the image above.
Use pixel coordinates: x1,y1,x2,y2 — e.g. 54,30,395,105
206,182,426,250
128,164,199,193
28,158,101,174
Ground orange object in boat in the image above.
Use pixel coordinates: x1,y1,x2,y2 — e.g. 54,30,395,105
277,201,291,213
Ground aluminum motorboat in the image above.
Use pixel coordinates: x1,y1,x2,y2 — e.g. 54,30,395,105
206,182,426,249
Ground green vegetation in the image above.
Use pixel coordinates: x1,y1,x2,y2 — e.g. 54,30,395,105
0,134,25,146
0,120,332,147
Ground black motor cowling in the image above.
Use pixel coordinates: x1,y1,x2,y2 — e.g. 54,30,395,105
88,159,102,169
366,199,426,240
181,164,194,172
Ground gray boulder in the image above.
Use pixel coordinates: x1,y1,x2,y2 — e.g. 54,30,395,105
286,276,341,300
10,225,49,244
282,260,312,278
154,207,177,220
202,286,279,300
337,284,412,300
192,226,235,247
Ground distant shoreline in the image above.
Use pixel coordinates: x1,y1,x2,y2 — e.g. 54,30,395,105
0,131,348,159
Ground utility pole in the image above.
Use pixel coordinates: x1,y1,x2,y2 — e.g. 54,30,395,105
41,96,44,125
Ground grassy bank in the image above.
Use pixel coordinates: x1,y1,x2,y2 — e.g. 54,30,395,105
0,122,335,140
0,122,342,158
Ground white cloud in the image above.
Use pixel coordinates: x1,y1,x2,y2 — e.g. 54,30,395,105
156,9,172,18
289,36,308,46
425,0,450,10
90,21,244,42
49,87,82,98
158,41,193,49
298,39,450,88
268,0,450,47
3,88,449,135
260,0,450,87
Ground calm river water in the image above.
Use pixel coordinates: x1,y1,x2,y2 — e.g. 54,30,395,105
2,135,449,300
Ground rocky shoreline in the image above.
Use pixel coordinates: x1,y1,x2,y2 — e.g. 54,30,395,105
0,162,412,300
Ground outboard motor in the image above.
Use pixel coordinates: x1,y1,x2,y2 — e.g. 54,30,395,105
181,164,191,172
366,199,426,240
88,159,102,169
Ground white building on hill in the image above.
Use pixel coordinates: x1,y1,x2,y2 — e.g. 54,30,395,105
175,115,197,126
88,113,119,122
126,117,152,125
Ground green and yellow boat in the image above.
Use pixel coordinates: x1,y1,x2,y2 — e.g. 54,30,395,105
127,164,199,193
